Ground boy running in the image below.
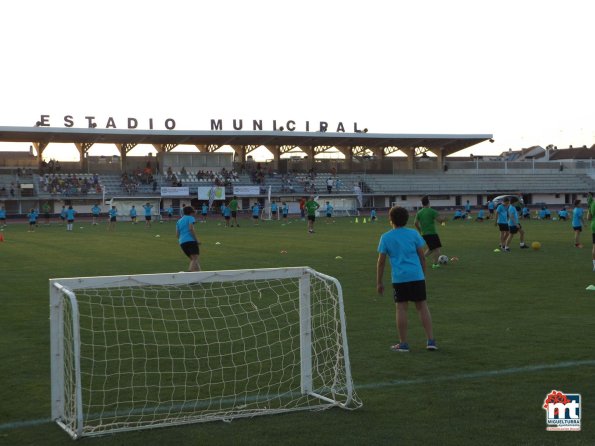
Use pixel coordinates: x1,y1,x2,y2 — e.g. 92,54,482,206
176,206,200,272
377,206,437,352
414,196,445,269
504,197,528,251
496,198,510,249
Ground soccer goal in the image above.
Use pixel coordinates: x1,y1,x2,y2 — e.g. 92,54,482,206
50,267,362,439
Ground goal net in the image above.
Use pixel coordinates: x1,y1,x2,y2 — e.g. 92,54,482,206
50,268,362,439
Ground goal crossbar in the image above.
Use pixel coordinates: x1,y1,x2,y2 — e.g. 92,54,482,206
50,267,361,439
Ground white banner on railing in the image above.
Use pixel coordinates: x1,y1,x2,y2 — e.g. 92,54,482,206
233,185,260,196
197,186,225,201
160,186,189,197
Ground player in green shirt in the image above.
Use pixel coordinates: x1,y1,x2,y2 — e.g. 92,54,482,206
304,196,320,234
414,196,446,269
228,196,239,227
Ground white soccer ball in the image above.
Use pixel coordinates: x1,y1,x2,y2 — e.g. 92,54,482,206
438,255,449,265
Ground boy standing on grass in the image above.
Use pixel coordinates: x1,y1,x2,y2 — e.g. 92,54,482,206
305,195,320,234
377,206,437,352
572,199,584,248
587,193,595,270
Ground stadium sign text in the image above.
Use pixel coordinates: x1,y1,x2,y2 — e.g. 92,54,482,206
35,115,366,133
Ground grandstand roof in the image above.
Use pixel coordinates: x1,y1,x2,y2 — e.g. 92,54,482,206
0,126,492,154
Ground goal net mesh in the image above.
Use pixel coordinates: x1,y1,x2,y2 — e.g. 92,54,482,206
53,270,361,437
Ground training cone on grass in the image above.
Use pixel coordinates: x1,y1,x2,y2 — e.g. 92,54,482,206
0,233,4,242
363,218,367,224
355,217,359,223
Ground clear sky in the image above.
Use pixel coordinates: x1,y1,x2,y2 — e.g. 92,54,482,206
1,0,593,161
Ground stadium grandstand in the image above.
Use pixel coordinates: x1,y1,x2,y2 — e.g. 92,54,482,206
1,125,594,217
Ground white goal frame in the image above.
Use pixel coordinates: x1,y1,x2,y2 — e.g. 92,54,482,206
50,267,360,439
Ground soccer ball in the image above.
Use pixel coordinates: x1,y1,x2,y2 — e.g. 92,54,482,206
531,241,541,250
438,255,449,265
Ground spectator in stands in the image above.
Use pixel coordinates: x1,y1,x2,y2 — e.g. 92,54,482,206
327,177,334,194
10,185,15,197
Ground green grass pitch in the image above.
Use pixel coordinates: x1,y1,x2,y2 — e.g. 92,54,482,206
0,214,594,445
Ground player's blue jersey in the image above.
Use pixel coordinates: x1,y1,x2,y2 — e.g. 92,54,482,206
0,209,6,219
167,207,174,215
224,206,231,217
271,203,278,213
66,208,76,220
378,228,425,284
507,205,519,227
488,201,495,210
477,209,485,218
176,215,196,244
143,204,153,216
522,207,530,216
252,205,260,216
326,204,333,215
371,209,377,218
109,208,117,218
282,204,288,215
60,208,67,218
201,205,208,215
573,207,584,227
496,204,508,224
91,205,101,216
130,208,137,217
28,212,37,222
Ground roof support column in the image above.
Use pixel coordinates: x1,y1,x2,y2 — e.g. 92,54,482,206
115,143,138,172
33,142,49,168
268,145,280,170
429,147,445,170
75,143,94,172
401,147,415,171
303,146,315,171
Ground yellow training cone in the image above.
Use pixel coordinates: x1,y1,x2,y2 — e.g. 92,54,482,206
363,218,367,224
355,217,359,223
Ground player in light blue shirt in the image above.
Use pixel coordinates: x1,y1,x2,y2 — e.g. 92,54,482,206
572,199,584,248
475,209,485,222
557,208,568,221
282,202,289,220
325,202,333,220
488,200,495,219
130,205,138,224
143,203,154,227
60,206,67,225
223,202,232,227
166,206,174,222
505,197,527,251
521,206,531,219
91,204,101,225
496,199,510,249
27,208,37,232
176,206,200,271
370,208,377,223
66,206,77,231
0,206,6,227
271,202,278,220
251,202,260,225
201,203,208,222
107,206,117,231
376,206,436,352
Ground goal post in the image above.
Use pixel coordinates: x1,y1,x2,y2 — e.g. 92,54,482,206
50,267,362,439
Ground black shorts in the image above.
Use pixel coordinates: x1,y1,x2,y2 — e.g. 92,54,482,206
392,280,427,303
476,217,484,221
498,223,509,231
145,216,151,221
0,218,5,222
44,212,50,219
489,209,494,214
67,219,74,223
326,213,332,218
573,226,582,232
592,233,595,244
231,211,237,217
422,234,441,251
225,216,230,220
110,217,116,222
60,216,65,221
252,215,259,219
307,215,315,222
29,221,36,226
509,224,522,234
283,214,288,218
180,241,199,257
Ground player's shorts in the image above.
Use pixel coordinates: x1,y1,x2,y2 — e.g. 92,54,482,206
29,221,36,226
489,209,494,214
180,241,199,257
422,234,441,251
592,233,595,243
0,218,6,222
44,212,50,219
201,213,207,217
371,216,376,220
167,213,173,217
476,217,484,221
60,216,65,221
283,213,288,218
498,223,509,231
308,215,315,222
573,226,582,232
145,216,151,221
110,217,116,222
225,216,230,220
231,211,237,217
392,280,427,303
67,219,74,223
508,225,520,234
326,213,332,218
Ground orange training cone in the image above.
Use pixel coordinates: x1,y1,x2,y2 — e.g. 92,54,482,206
0,233,4,242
